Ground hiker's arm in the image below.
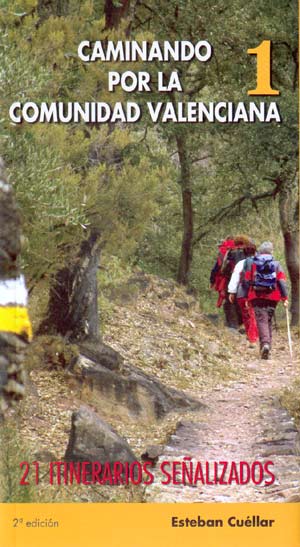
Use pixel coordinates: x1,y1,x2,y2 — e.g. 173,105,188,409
227,260,244,294
277,263,288,301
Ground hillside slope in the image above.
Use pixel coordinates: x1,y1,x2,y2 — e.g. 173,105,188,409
4,273,299,503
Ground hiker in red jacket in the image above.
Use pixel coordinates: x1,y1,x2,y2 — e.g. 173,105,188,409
210,236,235,307
243,241,288,359
210,235,252,329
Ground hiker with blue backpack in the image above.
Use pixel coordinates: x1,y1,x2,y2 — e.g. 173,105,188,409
243,241,288,359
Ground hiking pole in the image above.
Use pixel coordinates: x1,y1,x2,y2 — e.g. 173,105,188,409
285,306,293,359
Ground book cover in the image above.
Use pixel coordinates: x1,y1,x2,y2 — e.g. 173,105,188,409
0,1,299,546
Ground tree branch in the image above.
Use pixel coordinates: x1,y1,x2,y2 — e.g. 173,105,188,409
190,155,211,164
193,186,280,247
137,1,155,14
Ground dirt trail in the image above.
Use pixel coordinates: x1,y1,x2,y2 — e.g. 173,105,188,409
146,333,300,502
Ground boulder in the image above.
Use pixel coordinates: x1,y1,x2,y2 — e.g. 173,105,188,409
73,353,203,423
65,406,137,463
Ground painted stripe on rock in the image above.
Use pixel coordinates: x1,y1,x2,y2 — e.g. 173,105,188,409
0,306,32,340
0,276,28,306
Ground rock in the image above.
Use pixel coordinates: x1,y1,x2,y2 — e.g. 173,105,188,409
174,300,189,310
0,333,28,404
0,332,27,352
285,494,300,502
0,356,10,367
157,290,173,300
74,355,203,423
141,445,165,465
65,406,137,464
79,340,121,371
0,356,8,389
261,446,295,457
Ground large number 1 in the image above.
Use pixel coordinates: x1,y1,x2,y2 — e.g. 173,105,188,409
247,40,280,96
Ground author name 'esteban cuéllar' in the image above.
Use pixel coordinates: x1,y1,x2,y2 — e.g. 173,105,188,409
171,515,276,528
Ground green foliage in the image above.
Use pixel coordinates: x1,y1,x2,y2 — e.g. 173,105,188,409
67,126,168,279
133,0,297,301
0,423,37,502
0,0,297,310
98,254,132,289
97,254,132,327
136,175,181,279
0,4,165,288
4,128,87,277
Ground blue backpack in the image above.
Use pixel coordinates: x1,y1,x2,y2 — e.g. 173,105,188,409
252,255,277,292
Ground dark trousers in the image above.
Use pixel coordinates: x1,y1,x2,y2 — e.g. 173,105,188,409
252,300,277,348
224,294,243,328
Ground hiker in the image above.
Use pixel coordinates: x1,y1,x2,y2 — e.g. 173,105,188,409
212,234,252,329
210,235,235,307
210,236,240,328
243,241,288,359
228,242,258,346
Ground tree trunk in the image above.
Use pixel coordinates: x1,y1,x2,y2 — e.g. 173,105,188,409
176,134,193,285
283,229,299,325
105,0,131,29
36,2,136,343
38,229,102,342
279,175,299,326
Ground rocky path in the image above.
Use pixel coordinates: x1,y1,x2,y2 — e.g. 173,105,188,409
146,333,300,502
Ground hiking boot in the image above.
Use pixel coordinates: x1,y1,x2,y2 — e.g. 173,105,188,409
261,343,270,360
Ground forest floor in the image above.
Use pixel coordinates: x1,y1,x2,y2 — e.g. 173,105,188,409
7,273,300,503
